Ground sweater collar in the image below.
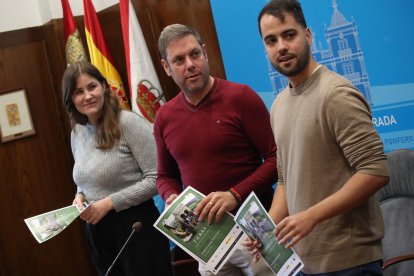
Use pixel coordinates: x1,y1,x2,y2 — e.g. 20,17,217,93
180,77,220,112
288,65,326,96
86,122,96,133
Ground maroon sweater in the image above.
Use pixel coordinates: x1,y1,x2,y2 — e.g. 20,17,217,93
154,78,277,207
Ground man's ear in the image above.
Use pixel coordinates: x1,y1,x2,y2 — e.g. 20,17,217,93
305,27,312,46
202,44,208,62
161,59,171,76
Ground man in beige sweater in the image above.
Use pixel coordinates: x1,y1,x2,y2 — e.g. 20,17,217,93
254,0,389,274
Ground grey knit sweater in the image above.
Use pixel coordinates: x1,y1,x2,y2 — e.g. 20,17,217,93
71,110,157,212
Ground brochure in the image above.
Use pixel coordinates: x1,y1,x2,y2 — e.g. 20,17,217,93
153,187,245,274
24,203,89,243
234,192,304,276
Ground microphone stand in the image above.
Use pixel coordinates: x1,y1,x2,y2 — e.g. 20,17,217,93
105,222,142,276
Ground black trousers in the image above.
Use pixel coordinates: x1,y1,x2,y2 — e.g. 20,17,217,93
85,199,173,276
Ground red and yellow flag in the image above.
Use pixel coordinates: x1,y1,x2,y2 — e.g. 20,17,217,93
61,0,87,65
83,0,130,110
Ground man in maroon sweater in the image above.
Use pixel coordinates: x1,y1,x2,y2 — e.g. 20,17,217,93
154,23,277,276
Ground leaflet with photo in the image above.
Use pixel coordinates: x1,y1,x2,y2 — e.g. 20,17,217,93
24,202,89,243
154,186,245,275
234,192,303,276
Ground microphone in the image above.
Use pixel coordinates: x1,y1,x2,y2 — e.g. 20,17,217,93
105,222,143,276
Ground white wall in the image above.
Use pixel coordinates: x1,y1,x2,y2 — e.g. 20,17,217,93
0,0,118,33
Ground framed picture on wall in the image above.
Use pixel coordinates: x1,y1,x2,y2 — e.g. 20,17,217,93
0,88,36,143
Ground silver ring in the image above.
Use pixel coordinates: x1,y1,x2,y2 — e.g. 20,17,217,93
208,201,214,206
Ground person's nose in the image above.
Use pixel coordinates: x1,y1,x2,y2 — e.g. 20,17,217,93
277,39,288,54
184,56,196,70
84,90,93,101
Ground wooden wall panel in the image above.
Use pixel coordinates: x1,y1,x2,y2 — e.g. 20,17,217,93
0,0,225,275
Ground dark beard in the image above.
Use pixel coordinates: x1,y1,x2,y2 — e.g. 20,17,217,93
274,42,310,77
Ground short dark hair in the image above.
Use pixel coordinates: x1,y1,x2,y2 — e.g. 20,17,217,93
258,0,307,36
158,24,204,60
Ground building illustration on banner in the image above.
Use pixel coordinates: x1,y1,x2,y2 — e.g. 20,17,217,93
267,0,372,105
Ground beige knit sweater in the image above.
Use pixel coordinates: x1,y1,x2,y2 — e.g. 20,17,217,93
270,66,389,273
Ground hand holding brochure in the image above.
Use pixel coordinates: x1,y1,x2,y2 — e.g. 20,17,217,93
24,202,90,243
234,192,303,275
154,187,245,274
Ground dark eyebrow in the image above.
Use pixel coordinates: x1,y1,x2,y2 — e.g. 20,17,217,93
263,28,297,41
282,28,297,36
263,34,275,41
171,55,183,63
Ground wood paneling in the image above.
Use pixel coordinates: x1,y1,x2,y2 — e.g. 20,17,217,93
0,1,225,275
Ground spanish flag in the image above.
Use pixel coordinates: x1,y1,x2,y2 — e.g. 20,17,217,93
61,0,87,65
119,0,164,122
83,0,130,110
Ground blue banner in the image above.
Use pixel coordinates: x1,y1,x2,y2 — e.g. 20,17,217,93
211,0,414,152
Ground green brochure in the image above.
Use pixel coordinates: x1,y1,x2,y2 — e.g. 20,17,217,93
154,187,244,274
25,203,88,243
234,192,303,276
